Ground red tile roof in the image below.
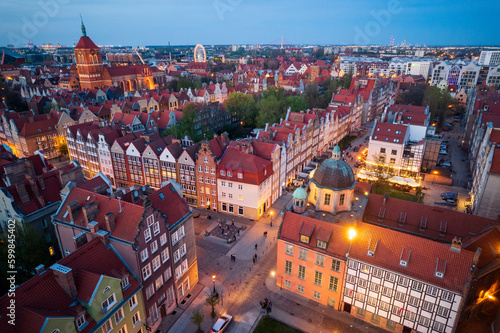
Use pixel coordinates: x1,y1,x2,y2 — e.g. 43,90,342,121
54,188,143,242
147,182,191,227
462,226,500,268
371,121,407,143
218,146,273,185
363,194,498,243
74,36,99,49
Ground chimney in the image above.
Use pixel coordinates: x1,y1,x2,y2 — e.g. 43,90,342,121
82,202,99,226
93,184,108,195
50,264,78,299
15,183,30,204
104,212,115,232
450,236,462,253
88,221,99,234
67,200,80,222
383,193,388,206
35,264,45,275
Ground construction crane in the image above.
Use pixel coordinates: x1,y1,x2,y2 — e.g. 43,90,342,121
135,50,145,65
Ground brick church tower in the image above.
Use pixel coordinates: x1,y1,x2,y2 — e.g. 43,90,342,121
74,17,107,89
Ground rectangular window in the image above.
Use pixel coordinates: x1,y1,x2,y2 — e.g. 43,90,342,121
355,292,365,302
386,319,396,330
379,300,390,311
313,291,321,300
132,312,140,327
284,279,292,288
380,148,386,153
391,149,397,155
114,307,124,324
394,291,406,302
315,253,325,266
370,282,380,293
371,313,380,323
228,204,234,213
161,248,170,263
373,268,383,278
357,307,365,317
228,193,233,199
391,305,401,316
150,240,158,254
103,319,113,332
285,244,294,256
297,285,304,294
152,255,161,271
238,206,243,215
408,295,419,307
314,271,323,287
381,286,392,297
160,233,167,246
145,284,155,300
140,248,149,262
422,300,434,312
442,291,453,302
385,272,395,282
348,260,357,269
418,316,431,327
331,259,341,272
426,286,438,296
298,265,306,280
324,193,331,205
285,260,292,275
298,248,307,260
398,276,408,287
412,281,423,292
329,276,339,292
222,203,227,211
346,274,356,284
164,267,172,281
144,228,152,243
238,184,243,190
339,194,345,205
128,295,138,310
433,321,445,332
142,264,152,280
436,306,450,317
358,278,368,288
102,293,116,311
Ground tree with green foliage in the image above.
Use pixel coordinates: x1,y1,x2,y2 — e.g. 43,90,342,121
304,82,321,109
285,95,307,112
206,292,220,318
256,95,284,128
190,310,204,333
58,143,68,156
0,223,52,294
225,92,257,127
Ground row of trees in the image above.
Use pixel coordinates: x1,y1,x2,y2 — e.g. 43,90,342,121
397,85,462,128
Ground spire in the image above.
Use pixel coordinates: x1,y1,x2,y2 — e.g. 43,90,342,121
80,14,87,38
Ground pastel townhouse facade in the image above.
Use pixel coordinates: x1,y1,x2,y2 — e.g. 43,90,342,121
217,145,273,219
0,238,147,333
195,134,229,211
277,211,349,310
343,224,478,333
52,182,198,332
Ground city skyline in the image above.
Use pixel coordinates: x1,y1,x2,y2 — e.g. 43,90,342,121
2,0,500,47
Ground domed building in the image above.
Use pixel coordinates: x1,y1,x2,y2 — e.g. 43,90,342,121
292,186,308,214
308,145,355,215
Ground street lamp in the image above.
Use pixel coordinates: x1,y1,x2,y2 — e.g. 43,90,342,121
347,228,357,256
433,170,438,184
270,211,274,227
212,275,216,294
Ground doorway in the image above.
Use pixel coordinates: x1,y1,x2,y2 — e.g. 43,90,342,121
343,303,352,313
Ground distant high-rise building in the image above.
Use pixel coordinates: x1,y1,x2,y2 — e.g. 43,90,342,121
478,50,500,66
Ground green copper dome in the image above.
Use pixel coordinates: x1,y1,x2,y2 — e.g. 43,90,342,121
292,186,308,200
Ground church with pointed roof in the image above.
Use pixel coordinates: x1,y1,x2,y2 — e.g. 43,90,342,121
74,18,165,91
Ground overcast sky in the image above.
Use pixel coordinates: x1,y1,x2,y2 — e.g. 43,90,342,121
1,0,499,47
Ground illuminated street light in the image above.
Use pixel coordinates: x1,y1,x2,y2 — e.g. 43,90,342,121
348,228,357,240
212,275,216,294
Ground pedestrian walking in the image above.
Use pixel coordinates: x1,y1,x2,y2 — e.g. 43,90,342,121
255,253,258,260
237,229,240,235
255,243,258,250
269,300,273,312
253,257,256,264
233,254,236,262
231,219,235,226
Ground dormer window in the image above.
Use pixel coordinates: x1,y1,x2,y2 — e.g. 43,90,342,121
237,172,243,179
121,275,130,289
220,170,225,176
75,314,86,329
435,258,447,278
300,235,310,244
227,171,233,177
317,240,327,249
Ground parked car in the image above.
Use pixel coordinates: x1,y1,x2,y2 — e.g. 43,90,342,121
353,146,359,152
440,161,451,167
210,314,232,333
442,192,457,200
439,150,447,155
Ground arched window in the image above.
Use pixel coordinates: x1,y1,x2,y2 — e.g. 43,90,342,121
103,286,111,294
